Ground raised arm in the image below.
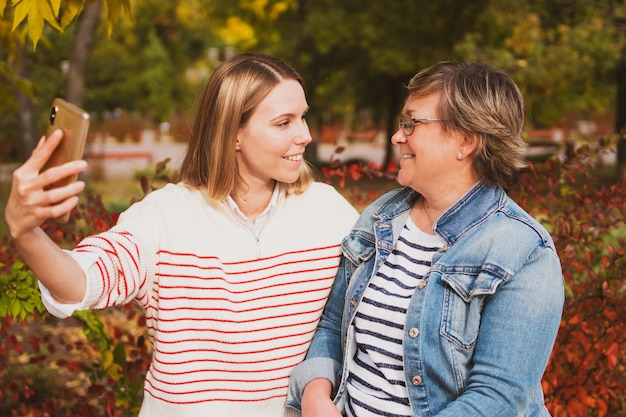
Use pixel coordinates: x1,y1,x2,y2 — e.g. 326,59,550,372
5,129,88,303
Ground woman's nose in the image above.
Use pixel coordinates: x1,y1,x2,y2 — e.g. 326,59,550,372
391,127,405,145
296,121,313,145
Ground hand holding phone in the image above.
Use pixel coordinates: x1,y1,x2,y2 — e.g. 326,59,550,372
41,98,90,222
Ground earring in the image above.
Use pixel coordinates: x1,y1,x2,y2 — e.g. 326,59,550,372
457,151,463,159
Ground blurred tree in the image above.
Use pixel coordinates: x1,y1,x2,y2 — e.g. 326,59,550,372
253,0,488,167
66,0,103,106
453,0,624,128
0,0,130,159
615,11,626,179
2,0,625,168
82,0,220,122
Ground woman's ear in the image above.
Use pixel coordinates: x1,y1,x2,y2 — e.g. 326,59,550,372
459,133,479,158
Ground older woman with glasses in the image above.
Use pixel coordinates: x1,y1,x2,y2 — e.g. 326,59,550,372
287,61,564,417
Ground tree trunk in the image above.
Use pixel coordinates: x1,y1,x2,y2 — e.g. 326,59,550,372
65,1,103,106
616,42,626,180
14,47,38,159
383,77,402,170
291,0,306,63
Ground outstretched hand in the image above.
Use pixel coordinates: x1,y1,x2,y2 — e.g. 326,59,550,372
5,129,87,240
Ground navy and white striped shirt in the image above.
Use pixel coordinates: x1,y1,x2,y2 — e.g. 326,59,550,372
346,218,445,417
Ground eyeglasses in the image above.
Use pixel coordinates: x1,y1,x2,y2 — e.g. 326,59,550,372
399,117,446,136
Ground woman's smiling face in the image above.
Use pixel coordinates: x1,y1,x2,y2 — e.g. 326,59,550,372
235,79,312,188
391,92,464,194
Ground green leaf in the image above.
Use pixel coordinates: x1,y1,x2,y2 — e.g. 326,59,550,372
22,300,35,314
16,288,30,299
0,295,9,316
155,158,170,174
11,298,21,317
113,341,127,367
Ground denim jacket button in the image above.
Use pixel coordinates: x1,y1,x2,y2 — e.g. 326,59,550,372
409,328,419,338
417,279,426,290
412,375,423,386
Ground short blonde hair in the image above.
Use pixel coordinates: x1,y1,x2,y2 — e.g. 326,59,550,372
180,53,314,200
406,61,527,190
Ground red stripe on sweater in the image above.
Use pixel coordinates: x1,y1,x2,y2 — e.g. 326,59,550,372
157,275,333,295
143,381,287,404
151,349,307,372
158,244,340,263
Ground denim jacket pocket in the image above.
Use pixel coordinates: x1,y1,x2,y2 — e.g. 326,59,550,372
342,232,376,268
440,270,505,350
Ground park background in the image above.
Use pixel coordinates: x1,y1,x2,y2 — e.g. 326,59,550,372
1,0,626,416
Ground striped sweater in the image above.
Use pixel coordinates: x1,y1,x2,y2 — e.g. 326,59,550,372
41,182,358,417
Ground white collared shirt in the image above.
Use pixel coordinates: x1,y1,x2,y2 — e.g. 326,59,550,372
225,182,281,238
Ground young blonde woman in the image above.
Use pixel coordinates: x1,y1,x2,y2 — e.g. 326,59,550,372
5,53,358,417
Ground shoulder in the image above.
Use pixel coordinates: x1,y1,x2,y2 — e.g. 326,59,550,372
499,195,556,249
117,182,209,224
127,182,209,211
302,181,347,200
139,182,197,202
359,187,414,219
293,182,358,214
279,182,359,233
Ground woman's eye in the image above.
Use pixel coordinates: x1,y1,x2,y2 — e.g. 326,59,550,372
277,120,290,127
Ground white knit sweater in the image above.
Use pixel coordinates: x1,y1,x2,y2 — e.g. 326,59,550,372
41,182,358,417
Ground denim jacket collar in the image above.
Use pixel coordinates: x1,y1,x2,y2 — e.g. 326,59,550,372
371,182,505,244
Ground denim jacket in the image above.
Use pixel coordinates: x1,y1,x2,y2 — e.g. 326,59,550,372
287,182,564,416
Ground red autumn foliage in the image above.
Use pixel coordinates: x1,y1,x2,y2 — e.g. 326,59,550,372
509,141,626,417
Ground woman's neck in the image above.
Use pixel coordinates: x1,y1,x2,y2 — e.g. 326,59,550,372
411,180,479,234
231,181,276,223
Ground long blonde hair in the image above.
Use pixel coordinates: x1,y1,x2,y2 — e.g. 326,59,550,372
180,53,314,200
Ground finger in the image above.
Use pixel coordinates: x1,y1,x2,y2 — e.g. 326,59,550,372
13,194,80,233
23,183,84,227
47,195,81,220
37,160,88,190
20,130,64,174
12,157,87,195
38,129,65,169
43,180,86,206
5,183,82,239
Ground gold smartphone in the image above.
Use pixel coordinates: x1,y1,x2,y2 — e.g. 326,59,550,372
41,98,91,222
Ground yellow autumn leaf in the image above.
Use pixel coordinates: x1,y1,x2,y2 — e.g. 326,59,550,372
26,0,44,48
0,0,8,17
49,0,61,15
40,0,62,30
59,0,85,29
104,0,131,37
11,0,33,31
218,16,257,50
